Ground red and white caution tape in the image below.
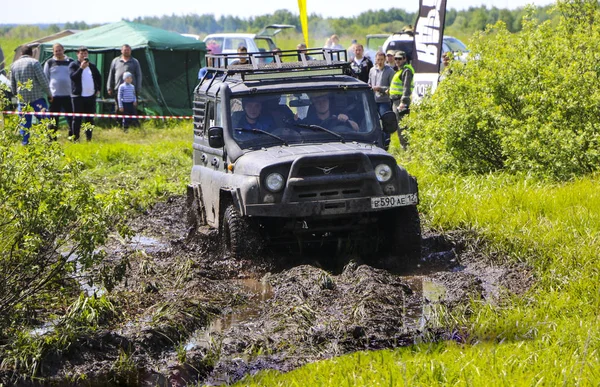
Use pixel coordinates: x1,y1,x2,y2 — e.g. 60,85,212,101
1,111,192,120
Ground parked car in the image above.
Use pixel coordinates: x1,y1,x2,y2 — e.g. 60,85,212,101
188,48,422,260
203,24,295,54
381,33,469,70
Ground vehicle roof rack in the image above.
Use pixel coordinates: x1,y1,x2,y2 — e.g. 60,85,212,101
202,48,350,82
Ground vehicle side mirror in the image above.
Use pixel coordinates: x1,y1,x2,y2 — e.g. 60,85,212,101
208,126,225,148
380,111,398,134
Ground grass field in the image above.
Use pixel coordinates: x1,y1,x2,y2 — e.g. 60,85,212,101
60,122,192,209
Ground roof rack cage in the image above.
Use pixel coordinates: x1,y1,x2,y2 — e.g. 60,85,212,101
204,48,349,81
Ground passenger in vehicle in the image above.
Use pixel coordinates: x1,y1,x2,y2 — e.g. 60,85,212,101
232,98,275,132
300,92,359,131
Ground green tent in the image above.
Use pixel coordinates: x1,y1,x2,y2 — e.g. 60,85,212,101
39,21,206,116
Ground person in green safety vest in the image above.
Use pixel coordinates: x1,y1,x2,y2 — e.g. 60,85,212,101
389,50,414,112
389,50,414,148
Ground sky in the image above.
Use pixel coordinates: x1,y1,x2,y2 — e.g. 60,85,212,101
0,0,556,25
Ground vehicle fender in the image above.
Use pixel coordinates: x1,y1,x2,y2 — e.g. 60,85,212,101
216,175,260,228
395,165,419,196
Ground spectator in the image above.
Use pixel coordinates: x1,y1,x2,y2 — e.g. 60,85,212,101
439,52,453,82
0,44,6,76
349,44,373,83
389,50,414,148
369,51,396,149
198,51,215,79
327,34,344,50
386,50,398,71
9,45,51,145
368,52,395,117
270,47,283,65
390,50,414,112
69,46,101,141
347,39,358,61
230,46,249,66
296,43,314,61
43,43,74,134
107,44,142,101
117,72,137,130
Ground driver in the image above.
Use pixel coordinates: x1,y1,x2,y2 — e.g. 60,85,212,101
233,98,275,131
300,92,359,131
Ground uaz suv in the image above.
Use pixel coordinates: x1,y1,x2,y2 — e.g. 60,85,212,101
188,48,421,260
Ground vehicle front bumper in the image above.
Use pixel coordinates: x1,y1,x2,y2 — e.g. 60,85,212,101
244,194,418,218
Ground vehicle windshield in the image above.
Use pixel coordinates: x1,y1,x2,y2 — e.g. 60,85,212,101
230,89,378,149
444,37,468,52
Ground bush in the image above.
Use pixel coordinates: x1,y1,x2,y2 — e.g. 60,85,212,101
406,1,600,180
0,108,128,332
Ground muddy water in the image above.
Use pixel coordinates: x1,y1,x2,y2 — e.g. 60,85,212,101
403,277,447,331
185,277,274,352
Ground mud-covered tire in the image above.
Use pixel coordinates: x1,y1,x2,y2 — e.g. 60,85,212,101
222,204,263,259
389,205,422,263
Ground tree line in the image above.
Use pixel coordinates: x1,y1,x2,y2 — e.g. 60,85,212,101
1,4,556,44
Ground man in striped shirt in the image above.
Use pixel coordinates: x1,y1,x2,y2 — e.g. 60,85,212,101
117,72,137,130
10,45,52,145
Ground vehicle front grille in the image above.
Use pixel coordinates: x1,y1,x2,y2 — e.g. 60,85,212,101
282,152,382,203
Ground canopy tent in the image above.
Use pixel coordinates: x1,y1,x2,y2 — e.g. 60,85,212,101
39,21,206,116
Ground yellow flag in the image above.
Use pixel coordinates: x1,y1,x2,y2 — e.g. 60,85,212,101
298,0,309,47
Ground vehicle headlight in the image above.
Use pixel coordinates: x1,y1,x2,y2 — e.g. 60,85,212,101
374,164,392,182
265,172,285,192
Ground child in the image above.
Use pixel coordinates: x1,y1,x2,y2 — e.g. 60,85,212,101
117,71,137,129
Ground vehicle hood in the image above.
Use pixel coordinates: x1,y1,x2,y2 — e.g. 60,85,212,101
232,142,392,176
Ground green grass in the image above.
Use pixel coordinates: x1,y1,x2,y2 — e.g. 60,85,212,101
232,139,600,386
61,123,192,209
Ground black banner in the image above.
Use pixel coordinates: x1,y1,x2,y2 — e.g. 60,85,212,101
412,0,447,74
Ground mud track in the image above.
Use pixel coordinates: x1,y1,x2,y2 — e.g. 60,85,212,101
12,196,533,386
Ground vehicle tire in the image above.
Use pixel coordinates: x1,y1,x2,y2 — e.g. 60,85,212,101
389,205,422,263
222,204,262,259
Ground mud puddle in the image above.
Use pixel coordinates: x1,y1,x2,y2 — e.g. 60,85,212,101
185,278,274,353
4,196,534,386
403,277,447,332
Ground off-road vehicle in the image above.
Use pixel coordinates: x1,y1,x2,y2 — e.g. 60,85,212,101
187,48,421,259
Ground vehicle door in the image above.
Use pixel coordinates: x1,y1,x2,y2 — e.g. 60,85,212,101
193,96,223,227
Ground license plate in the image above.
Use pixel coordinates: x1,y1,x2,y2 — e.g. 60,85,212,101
371,194,418,209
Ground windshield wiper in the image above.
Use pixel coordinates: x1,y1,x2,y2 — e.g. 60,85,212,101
234,128,288,146
292,123,345,143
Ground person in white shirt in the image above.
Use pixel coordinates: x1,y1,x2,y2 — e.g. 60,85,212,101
349,44,373,83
